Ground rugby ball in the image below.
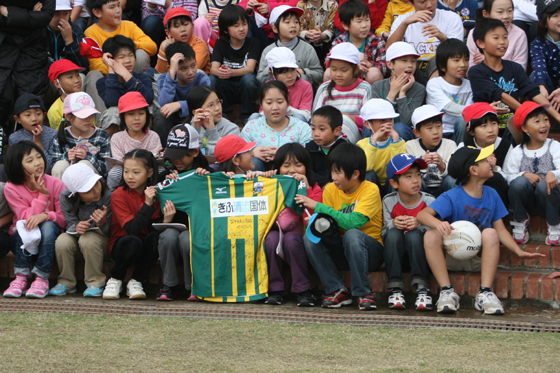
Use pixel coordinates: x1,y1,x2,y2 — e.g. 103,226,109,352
443,221,482,260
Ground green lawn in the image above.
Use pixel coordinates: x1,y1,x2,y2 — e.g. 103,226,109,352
0,312,558,372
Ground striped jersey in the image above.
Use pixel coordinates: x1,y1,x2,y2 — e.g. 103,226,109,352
312,78,372,117
157,171,306,302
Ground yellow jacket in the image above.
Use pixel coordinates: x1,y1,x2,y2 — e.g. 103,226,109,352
376,0,414,37
357,137,406,186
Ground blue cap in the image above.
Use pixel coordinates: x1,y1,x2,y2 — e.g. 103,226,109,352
386,153,428,181
305,213,321,244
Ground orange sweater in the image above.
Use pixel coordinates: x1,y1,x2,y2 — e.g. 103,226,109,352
155,34,210,74
84,21,157,75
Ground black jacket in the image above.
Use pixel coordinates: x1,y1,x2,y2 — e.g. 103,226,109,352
305,137,348,188
47,21,89,69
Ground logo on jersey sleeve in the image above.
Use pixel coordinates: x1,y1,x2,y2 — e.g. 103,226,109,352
215,187,228,195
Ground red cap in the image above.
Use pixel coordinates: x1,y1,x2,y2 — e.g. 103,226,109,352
214,135,257,163
118,92,149,114
513,101,550,131
48,59,85,83
163,8,192,28
80,37,103,58
462,102,496,128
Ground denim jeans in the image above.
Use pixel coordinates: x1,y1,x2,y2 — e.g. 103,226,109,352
11,221,60,278
362,122,414,141
251,157,270,172
382,228,430,290
442,116,467,145
365,170,392,197
140,15,166,52
209,74,259,119
303,229,384,296
422,175,456,197
509,176,560,224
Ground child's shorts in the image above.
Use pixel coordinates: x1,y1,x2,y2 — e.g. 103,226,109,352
446,254,482,272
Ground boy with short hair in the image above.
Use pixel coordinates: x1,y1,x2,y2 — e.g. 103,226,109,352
327,0,388,84
427,38,473,144
47,0,89,68
406,104,457,196
47,59,86,131
417,145,544,314
305,105,348,188
295,142,384,310
256,6,323,85
154,8,211,74
383,153,434,311
372,41,425,141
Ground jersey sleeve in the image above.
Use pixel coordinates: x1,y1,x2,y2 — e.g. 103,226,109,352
428,191,453,221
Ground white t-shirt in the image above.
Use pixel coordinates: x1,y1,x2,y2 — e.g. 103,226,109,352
389,9,463,62
426,77,473,133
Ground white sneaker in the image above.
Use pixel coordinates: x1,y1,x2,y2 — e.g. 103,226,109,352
510,215,529,244
474,291,505,315
388,291,406,310
436,288,460,314
546,223,560,246
415,289,433,311
126,279,146,299
102,278,122,300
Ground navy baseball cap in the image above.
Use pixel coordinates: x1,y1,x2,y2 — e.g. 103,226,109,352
306,213,342,245
386,153,428,181
14,94,45,116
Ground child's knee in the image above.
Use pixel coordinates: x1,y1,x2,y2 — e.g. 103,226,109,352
366,67,383,84
481,228,499,245
424,229,443,249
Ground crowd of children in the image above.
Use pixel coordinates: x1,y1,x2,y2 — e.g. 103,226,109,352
1,0,560,316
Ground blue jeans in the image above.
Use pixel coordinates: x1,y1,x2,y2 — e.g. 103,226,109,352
422,175,456,197
362,122,414,141
140,15,166,50
303,229,384,296
11,221,60,278
442,116,467,145
210,74,260,119
73,17,89,34
509,176,560,224
252,157,270,172
365,170,392,197
382,228,429,290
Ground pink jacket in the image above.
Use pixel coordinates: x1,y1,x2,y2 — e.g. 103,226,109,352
276,182,322,233
239,0,299,39
4,175,67,234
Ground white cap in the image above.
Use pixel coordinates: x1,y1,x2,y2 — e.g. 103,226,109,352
63,92,100,119
55,0,72,11
328,42,361,65
62,163,102,197
411,105,444,129
269,5,303,26
360,99,399,121
386,41,420,62
266,47,298,69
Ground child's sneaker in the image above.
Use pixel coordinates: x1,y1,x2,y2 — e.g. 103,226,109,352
48,283,77,296
103,278,122,299
546,223,560,246
358,292,377,310
3,276,28,298
26,277,49,298
322,289,352,308
388,290,406,310
156,284,179,301
264,291,283,305
188,294,201,301
510,215,529,244
83,286,103,297
415,289,433,311
436,288,460,314
296,290,315,307
126,279,146,299
474,291,505,315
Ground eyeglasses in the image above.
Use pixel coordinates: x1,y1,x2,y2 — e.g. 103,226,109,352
205,99,223,109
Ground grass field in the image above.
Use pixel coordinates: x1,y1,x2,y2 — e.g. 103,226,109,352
0,312,559,372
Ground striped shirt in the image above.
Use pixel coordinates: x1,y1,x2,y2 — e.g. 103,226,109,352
312,78,372,124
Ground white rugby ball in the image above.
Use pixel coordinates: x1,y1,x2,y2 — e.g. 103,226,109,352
443,220,482,260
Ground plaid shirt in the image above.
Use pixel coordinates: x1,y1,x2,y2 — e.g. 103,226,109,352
50,127,111,178
327,31,388,78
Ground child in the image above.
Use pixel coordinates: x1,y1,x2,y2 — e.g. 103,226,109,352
241,81,312,171
334,0,388,35
210,5,261,122
387,0,464,85
47,59,86,131
372,42,425,141
51,163,112,297
256,6,323,86
197,0,240,39
326,0,388,85
467,0,529,70
104,149,162,300
108,92,162,189
51,92,111,179
142,0,199,48
97,35,155,136
406,105,458,196
437,0,479,34
383,153,434,310
154,8,211,74
71,0,92,33
376,0,414,39
186,86,241,156
313,43,373,144
155,42,211,145
356,98,406,194
47,0,89,68
3,142,66,299
264,143,321,306
215,135,277,178
504,102,560,245
9,95,58,168
417,145,544,314
297,0,338,65
461,102,512,206
162,124,212,178
295,142,384,310
427,39,473,144
305,105,348,188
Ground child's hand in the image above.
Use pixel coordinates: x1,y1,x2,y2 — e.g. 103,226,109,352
160,36,175,53
112,60,132,80
222,171,236,179
389,73,409,96
523,172,542,187
32,124,43,144
102,52,115,70
393,216,408,230
306,28,321,43
90,205,108,227
195,167,210,175
294,194,318,210
30,174,49,195
76,220,91,235
25,213,48,231
548,88,560,112
404,216,419,230
33,2,42,11
58,18,74,45
245,170,276,180
254,2,269,15
488,154,497,170
436,220,452,237
75,147,87,160
217,65,232,79
68,147,77,163
169,52,185,77
422,24,444,41
205,12,216,23
490,101,510,115
539,85,550,100
421,150,432,163
163,200,176,223
548,272,560,279
291,173,309,188
144,186,158,206
546,171,558,194
253,146,274,162
400,74,415,95
160,102,182,118
165,170,179,180
246,0,259,11
261,169,277,178
192,108,214,130
405,10,433,25
473,52,484,64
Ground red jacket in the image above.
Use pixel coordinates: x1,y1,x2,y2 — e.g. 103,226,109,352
334,0,388,33
239,0,300,39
